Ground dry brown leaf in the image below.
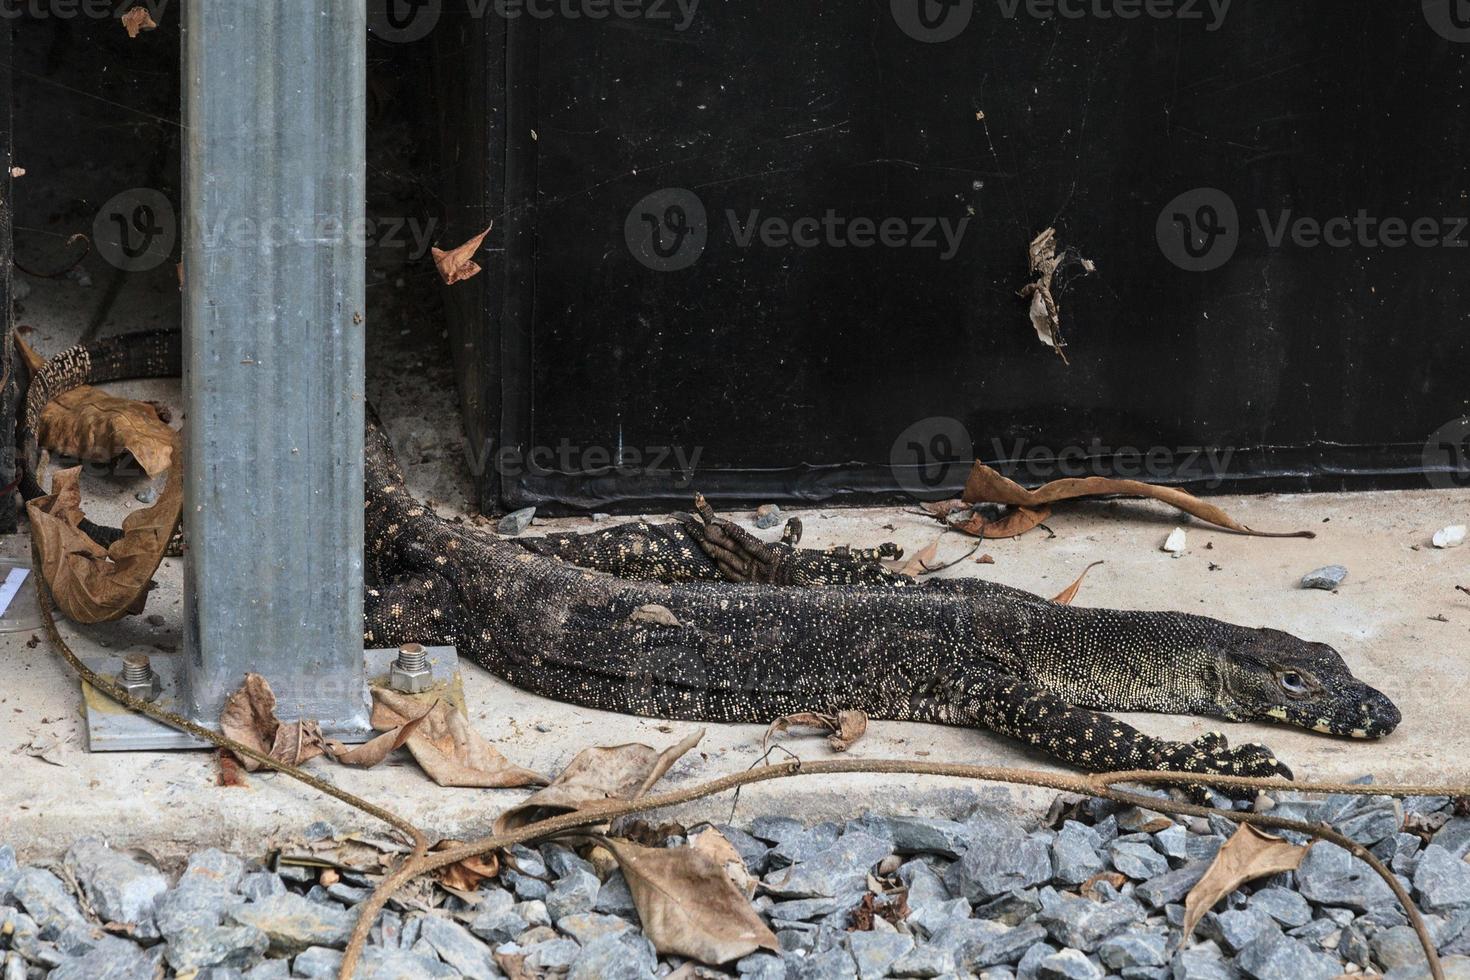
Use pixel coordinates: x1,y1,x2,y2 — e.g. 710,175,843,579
1016,227,1094,365
1051,561,1105,605
603,838,779,964
493,949,530,980
898,539,940,577
219,673,279,770
325,710,429,768
1181,824,1310,944
494,729,704,833
961,463,1315,539
38,386,175,477
370,689,547,789
120,5,157,37
269,721,327,768
433,841,502,892
923,498,1052,539
690,827,756,898
432,224,492,285
217,750,246,788
763,710,867,753
1080,870,1128,902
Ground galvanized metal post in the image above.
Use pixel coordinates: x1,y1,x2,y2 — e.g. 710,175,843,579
179,0,371,735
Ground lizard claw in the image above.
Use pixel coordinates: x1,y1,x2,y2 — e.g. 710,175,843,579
1156,732,1294,782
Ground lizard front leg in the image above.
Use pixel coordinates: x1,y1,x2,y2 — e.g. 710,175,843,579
929,674,1293,779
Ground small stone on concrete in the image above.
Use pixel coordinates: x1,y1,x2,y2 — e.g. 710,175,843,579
498,507,537,536
1301,565,1348,590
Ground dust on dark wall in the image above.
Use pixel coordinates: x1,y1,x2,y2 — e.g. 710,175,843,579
0,21,14,534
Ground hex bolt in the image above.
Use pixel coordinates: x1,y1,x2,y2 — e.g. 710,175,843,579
389,643,433,694
118,654,163,702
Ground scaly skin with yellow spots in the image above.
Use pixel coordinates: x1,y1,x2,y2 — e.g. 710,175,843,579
22,331,1402,780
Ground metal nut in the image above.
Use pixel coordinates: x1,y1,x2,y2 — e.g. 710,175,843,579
118,655,163,703
389,644,433,694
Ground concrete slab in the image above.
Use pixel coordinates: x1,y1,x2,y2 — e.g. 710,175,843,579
6,156,1468,862
0,362,1466,859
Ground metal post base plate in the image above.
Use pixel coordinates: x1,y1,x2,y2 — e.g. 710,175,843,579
81,647,463,752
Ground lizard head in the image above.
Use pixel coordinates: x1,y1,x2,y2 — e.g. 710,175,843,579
1215,628,1400,738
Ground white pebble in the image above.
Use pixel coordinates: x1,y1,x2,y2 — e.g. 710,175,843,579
1161,528,1187,555
1431,525,1466,549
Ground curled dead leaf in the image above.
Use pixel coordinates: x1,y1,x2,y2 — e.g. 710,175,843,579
1051,561,1104,606
370,689,546,789
432,841,502,893
219,673,325,771
690,827,756,898
603,837,779,964
961,463,1315,539
325,709,429,768
494,730,704,833
120,5,157,37
1017,227,1095,365
432,225,492,285
898,539,940,577
763,710,867,753
1181,824,1309,945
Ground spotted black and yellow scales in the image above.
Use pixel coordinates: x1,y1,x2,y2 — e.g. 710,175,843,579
20,329,1401,779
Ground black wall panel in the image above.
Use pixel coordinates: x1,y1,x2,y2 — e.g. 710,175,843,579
431,1,1470,513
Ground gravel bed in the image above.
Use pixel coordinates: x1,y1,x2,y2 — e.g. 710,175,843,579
3,785,1469,978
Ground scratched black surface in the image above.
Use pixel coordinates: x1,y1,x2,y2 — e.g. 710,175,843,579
436,1,1470,512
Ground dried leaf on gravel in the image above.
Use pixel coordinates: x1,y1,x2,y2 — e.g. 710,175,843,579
763,710,867,753
432,224,492,285
603,837,779,964
1182,824,1310,944
690,827,756,898
432,841,502,893
370,688,547,789
959,463,1315,539
1051,561,1104,605
494,729,704,833
27,458,182,623
219,673,329,772
120,5,157,36
38,386,175,477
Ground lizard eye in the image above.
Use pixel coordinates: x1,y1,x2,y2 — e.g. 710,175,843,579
1278,671,1310,696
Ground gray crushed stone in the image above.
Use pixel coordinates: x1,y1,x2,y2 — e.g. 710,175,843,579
3,785,1464,978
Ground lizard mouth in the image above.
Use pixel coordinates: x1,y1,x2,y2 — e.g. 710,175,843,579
1259,684,1401,739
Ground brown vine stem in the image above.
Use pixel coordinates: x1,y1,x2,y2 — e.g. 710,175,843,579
341,759,1454,980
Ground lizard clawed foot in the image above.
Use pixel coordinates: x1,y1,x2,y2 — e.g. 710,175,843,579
1154,731,1294,782
684,494,792,584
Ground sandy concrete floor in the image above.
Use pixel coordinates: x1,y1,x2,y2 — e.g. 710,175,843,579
3,228,1468,861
